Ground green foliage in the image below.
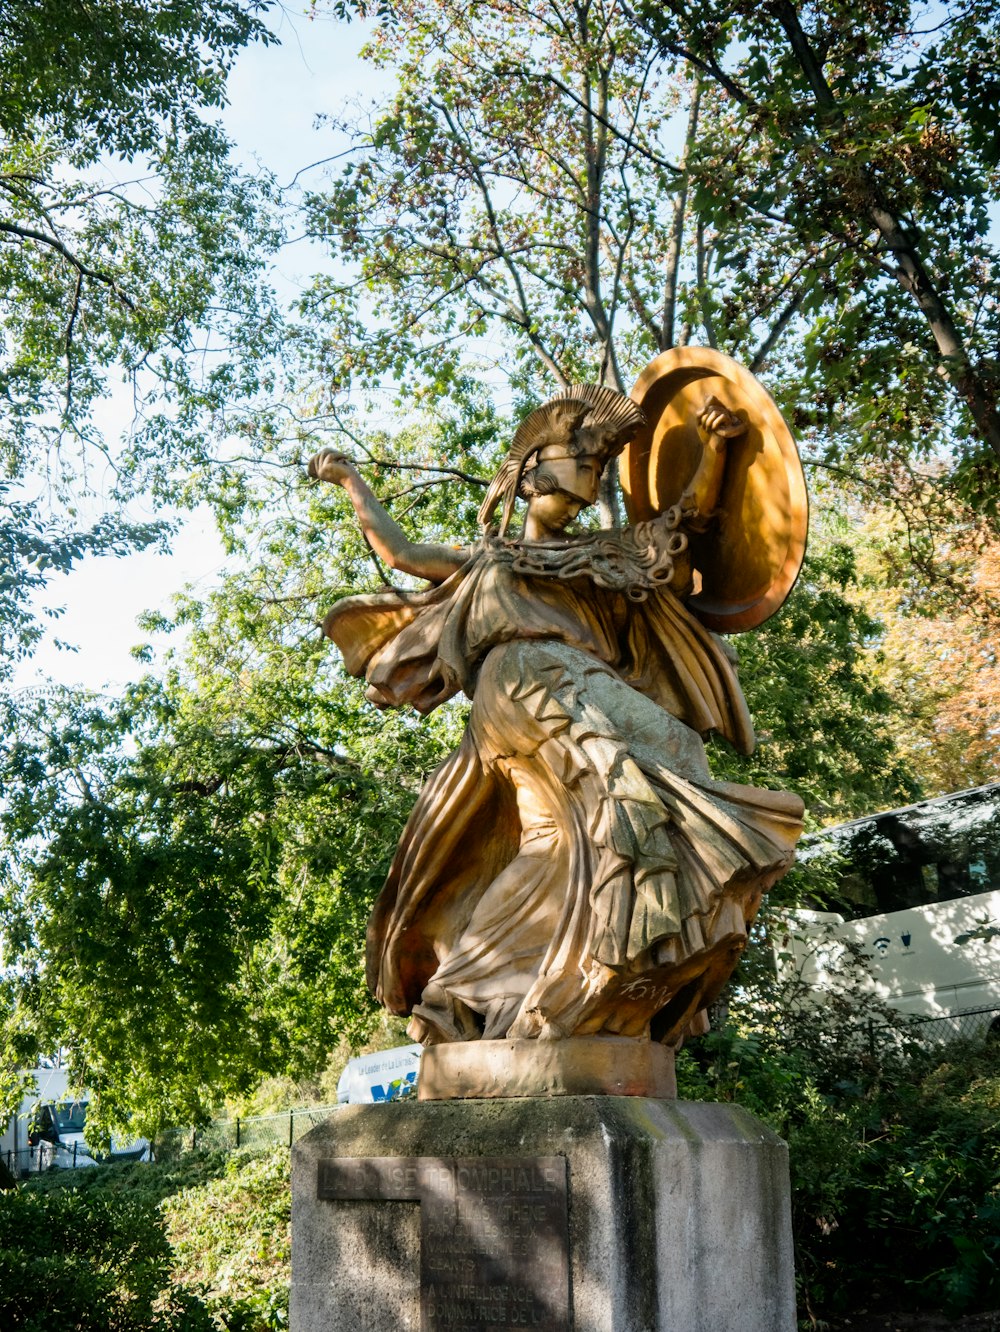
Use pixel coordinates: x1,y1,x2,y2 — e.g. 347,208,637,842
788,1043,1000,1321
0,1,271,156
0,1147,290,1332
314,0,1000,497
160,1149,290,1323
0,1,282,670
678,935,1000,1322
0,414,485,1133
0,24,280,465
0,484,168,680
0,671,387,1134
632,0,1000,476
706,531,920,827
0,1180,195,1331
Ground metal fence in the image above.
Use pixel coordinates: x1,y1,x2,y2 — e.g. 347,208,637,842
903,1004,1000,1044
4,1104,342,1181
5,1141,86,1178
156,1103,342,1157
3,1137,149,1181
7,1010,998,1180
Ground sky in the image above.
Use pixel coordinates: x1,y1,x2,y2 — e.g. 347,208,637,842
12,5,382,698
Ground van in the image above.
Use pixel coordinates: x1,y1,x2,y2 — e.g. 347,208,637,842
336,1044,422,1104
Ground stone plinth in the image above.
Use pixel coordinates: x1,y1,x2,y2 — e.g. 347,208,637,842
418,1037,676,1101
290,1096,796,1332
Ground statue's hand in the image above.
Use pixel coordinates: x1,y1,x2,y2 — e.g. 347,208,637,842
307,448,361,486
697,396,747,443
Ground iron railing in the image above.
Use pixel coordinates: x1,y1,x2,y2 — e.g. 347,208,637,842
903,1004,1000,1043
4,1104,341,1180
156,1103,341,1157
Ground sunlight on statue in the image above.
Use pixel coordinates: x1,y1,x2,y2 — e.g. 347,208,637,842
308,364,805,1054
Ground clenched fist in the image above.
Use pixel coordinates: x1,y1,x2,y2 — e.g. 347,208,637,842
307,449,362,486
697,396,747,442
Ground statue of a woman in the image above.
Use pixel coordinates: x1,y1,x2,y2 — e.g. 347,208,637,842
308,383,803,1050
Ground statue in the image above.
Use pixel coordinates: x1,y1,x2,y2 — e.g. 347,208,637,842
308,350,806,1059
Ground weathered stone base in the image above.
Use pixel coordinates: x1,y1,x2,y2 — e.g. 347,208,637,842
290,1096,796,1332
418,1037,676,1100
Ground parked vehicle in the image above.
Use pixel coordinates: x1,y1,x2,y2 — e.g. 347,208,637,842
1,1067,150,1175
775,782,1000,1036
336,1045,422,1104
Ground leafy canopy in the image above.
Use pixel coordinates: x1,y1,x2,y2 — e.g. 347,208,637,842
0,1,283,674
314,0,1000,515
0,1,270,156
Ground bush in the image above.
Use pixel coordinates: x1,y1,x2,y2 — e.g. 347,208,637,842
0,1148,289,1332
0,1184,212,1331
788,1044,1000,1321
677,925,1000,1326
161,1148,290,1323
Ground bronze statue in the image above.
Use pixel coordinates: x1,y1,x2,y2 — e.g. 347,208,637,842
308,352,806,1054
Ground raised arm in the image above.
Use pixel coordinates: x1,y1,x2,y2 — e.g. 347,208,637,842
678,396,748,531
307,449,471,583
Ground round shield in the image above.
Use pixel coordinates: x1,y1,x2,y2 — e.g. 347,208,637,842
623,347,808,633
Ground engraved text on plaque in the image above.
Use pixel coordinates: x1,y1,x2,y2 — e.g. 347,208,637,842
419,1157,569,1331
317,1154,571,1331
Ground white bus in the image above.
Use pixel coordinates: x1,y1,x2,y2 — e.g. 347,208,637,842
1,1066,150,1176
775,782,1000,1038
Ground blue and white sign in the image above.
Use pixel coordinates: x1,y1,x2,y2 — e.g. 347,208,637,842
336,1044,422,1104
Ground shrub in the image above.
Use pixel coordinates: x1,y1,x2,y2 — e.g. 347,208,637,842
678,924,1000,1325
0,1148,289,1332
0,1184,209,1331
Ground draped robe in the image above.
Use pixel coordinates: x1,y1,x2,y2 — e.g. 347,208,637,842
325,517,804,1046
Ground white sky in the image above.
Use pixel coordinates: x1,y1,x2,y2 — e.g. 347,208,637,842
13,6,381,697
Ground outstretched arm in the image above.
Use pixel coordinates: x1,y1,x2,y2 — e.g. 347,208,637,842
307,449,471,583
679,396,747,530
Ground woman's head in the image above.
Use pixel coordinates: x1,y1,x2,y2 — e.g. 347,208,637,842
519,475,588,534
478,385,645,535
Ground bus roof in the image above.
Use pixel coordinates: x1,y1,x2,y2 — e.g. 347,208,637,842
809,781,1000,843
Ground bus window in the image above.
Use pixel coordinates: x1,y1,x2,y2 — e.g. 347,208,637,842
802,782,1000,922
53,1102,87,1135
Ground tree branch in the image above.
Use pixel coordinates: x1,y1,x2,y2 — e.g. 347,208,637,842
0,219,135,309
749,288,803,372
772,0,1000,458
662,77,701,349
539,69,681,176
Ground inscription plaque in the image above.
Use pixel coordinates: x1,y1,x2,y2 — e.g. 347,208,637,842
419,1157,569,1332
317,1153,571,1331
318,1156,421,1201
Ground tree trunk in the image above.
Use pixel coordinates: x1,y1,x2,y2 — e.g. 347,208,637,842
662,79,701,349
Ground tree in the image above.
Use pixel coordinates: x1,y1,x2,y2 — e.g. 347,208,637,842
0,1,282,664
856,494,1000,794
0,0,290,1126
7,0,993,1132
0,402,922,1131
0,409,488,1132
302,0,698,520
629,0,1000,504
314,0,1000,516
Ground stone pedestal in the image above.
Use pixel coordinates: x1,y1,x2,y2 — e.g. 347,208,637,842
418,1037,676,1101
290,1096,796,1332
